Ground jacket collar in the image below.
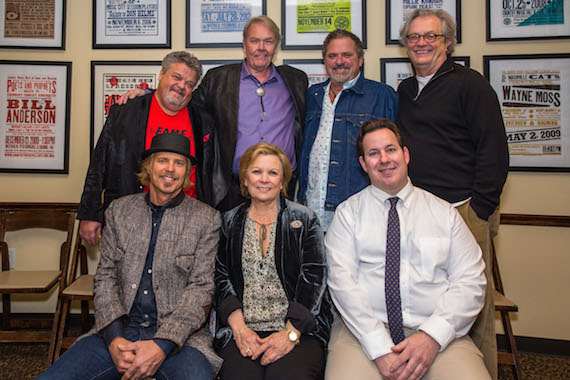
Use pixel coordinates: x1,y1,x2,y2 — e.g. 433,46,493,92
145,188,186,209
237,194,288,216
411,57,455,100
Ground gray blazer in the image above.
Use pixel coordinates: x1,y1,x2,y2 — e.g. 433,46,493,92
91,192,222,373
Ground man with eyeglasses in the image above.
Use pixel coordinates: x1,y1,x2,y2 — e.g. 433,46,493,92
397,9,509,379
297,30,398,232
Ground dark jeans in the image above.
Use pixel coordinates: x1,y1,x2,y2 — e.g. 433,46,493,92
37,335,212,380
218,331,325,380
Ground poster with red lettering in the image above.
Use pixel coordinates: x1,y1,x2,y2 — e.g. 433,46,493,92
0,61,71,173
91,61,162,151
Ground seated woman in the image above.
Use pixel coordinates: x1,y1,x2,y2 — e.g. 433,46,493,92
214,143,332,380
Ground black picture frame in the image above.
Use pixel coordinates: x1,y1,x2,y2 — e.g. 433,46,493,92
484,53,570,172
486,0,570,41
385,0,461,45
0,60,72,174
92,0,171,49
281,0,367,50
0,0,66,49
186,0,267,48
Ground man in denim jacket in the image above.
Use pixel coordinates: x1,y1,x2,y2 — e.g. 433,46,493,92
298,30,398,231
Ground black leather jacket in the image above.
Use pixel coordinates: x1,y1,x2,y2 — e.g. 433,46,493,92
77,93,205,222
214,197,332,351
191,63,308,207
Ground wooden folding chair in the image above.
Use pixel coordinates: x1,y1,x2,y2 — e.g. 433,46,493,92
0,203,78,346
48,231,93,363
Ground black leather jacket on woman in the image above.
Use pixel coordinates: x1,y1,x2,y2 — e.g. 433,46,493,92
214,197,332,351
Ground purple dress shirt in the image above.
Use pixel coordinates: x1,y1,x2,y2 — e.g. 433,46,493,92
232,60,296,174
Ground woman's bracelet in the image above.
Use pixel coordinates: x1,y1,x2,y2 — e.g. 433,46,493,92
233,326,247,340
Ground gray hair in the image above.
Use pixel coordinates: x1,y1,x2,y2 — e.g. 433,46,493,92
399,9,456,56
161,51,203,81
243,15,281,47
322,29,364,59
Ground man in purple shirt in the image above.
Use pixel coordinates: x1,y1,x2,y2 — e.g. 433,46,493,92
192,16,308,211
119,16,307,211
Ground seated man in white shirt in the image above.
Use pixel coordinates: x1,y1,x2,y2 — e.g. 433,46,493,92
325,118,491,380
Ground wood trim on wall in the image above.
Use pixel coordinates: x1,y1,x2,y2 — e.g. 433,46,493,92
500,214,570,228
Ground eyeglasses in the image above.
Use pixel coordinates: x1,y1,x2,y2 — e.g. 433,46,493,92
406,33,444,43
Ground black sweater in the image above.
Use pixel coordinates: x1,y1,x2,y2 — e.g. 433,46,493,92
397,58,509,220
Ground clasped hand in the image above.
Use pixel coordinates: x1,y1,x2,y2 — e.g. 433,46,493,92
109,337,166,380
234,327,296,366
374,331,440,380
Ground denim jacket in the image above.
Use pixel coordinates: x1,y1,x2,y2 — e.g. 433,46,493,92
298,74,398,211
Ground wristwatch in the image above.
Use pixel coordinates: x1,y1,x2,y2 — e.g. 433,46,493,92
285,327,300,345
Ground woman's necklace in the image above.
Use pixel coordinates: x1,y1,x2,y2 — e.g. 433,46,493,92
249,215,275,257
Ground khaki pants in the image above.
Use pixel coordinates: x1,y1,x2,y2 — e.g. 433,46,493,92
456,202,499,380
325,317,491,380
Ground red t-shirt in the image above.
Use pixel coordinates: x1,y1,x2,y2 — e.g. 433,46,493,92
145,95,196,198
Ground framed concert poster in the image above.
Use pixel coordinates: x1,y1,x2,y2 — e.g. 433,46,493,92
487,0,570,41
91,61,162,151
0,0,66,49
93,0,171,49
484,54,570,172
186,0,266,48
0,61,71,173
385,0,461,45
281,0,366,50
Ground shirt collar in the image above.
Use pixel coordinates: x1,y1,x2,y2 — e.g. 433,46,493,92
344,71,361,90
325,71,361,99
240,59,277,84
145,189,186,211
369,178,414,208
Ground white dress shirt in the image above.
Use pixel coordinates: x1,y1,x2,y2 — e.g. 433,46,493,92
325,179,486,361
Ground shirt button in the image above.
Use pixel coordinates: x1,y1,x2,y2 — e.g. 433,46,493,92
155,284,159,290
143,290,148,295
131,284,137,289
148,269,152,274
144,314,149,319
153,223,157,227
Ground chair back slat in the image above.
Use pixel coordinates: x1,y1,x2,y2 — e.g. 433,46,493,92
2,210,73,232
0,203,79,273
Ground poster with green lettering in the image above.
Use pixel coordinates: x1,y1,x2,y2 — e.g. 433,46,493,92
297,0,351,33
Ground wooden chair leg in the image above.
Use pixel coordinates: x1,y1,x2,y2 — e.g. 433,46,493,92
500,310,523,380
80,300,90,333
47,294,65,365
53,298,71,362
2,293,10,330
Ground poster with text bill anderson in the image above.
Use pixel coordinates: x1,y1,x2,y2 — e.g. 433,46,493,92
0,61,71,173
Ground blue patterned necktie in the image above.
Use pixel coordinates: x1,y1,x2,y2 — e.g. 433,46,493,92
385,197,405,345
